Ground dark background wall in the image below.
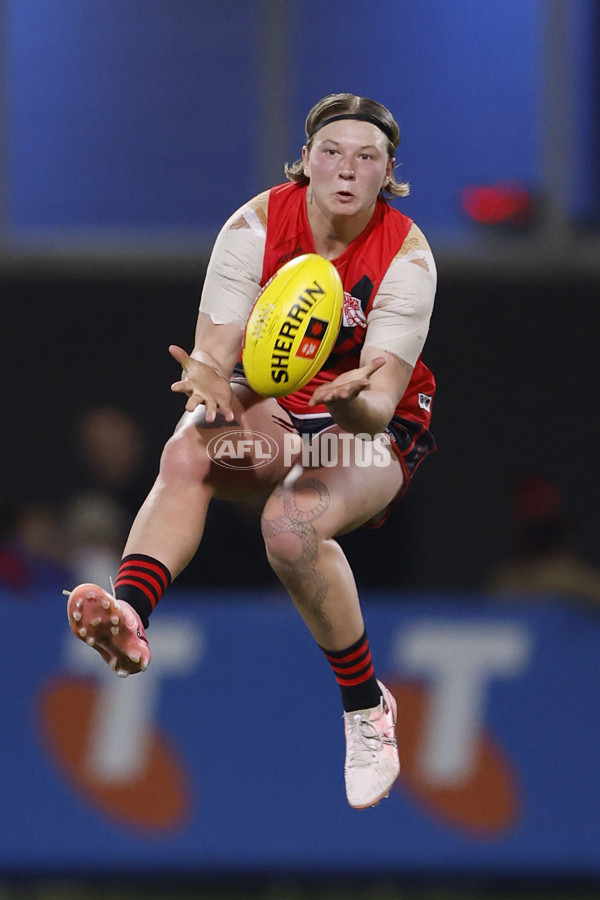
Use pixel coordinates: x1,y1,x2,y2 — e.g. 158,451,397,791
4,266,598,593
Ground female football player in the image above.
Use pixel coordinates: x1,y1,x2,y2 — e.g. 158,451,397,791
66,93,437,809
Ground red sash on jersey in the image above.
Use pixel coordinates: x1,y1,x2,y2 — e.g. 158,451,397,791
261,182,436,428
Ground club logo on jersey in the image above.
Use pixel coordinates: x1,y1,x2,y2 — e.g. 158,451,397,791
418,393,432,412
342,292,367,328
296,316,328,360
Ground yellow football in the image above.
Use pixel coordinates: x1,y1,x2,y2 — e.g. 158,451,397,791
242,254,343,398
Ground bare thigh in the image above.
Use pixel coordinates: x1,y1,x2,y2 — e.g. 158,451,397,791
263,426,405,537
174,383,298,500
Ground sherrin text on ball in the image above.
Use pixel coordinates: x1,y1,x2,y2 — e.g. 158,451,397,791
242,253,343,398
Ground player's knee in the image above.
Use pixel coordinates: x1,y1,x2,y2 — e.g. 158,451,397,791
261,496,322,573
159,428,211,486
263,527,302,571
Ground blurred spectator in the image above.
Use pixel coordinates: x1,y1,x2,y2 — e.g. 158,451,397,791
63,406,151,586
73,405,149,512
64,491,128,586
0,501,72,593
487,473,600,607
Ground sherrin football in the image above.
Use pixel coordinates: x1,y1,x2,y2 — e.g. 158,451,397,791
242,254,343,398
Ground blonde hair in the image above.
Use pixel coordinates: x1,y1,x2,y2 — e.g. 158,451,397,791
284,93,409,199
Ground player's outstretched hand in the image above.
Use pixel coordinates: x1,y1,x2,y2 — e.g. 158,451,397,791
308,357,386,406
169,344,235,422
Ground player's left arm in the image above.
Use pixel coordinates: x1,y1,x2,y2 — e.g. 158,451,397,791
308,223,436,436
308,347,412,437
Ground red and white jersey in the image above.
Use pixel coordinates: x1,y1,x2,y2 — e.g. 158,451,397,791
200,182,436,428
261,183,435,426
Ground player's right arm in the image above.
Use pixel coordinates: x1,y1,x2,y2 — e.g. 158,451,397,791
169,317,243,420
169,193,268,421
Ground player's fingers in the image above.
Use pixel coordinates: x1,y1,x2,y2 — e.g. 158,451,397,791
332,389,354,401
308,389,327,406
317,379,368,404
218,399,236,422
171,378,191,394
310,387,339,405
203,399,218,422
363,357,386,377
185,394,203,412
169,344,192,368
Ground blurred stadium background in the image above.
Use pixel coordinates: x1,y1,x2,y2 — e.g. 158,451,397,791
1,1,600,898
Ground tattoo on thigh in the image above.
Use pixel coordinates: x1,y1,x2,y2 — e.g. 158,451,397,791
263,479,332,631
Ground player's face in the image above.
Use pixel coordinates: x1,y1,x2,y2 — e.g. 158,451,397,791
302,120,394,221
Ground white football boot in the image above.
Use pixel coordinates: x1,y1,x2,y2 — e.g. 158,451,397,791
343,680,400,808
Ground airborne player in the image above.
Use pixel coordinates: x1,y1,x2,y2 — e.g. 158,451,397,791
66,93,437,809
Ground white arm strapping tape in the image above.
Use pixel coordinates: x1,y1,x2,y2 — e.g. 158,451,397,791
199,204,266,328
200,205,436,367
363,249,437,367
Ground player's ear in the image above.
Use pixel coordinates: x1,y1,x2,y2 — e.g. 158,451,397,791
383,157,395,187
302,145,310,178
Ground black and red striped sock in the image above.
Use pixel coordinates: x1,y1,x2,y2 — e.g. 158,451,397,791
113,554,171,628
320,631,382,712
